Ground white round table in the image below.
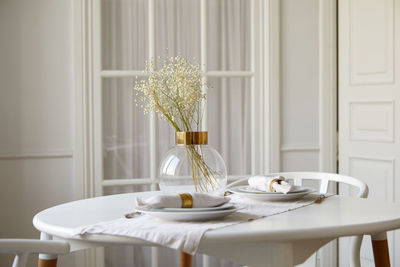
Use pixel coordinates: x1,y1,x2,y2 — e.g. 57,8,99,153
33,191,400,267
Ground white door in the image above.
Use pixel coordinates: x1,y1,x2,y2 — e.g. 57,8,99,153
338,0,400,266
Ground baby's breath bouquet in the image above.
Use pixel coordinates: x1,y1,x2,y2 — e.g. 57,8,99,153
134,56,222,191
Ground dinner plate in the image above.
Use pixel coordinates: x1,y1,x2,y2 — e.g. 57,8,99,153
161,203,235,212
237,185,309,194
230,186,314,201
135,206,239,221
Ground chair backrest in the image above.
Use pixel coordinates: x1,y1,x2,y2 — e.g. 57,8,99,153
226,172,369,198
269,172,369,198
0,239,69,267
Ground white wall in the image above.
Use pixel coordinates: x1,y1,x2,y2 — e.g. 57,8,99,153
280,1,337,266
280,0,320,172
0,0,76,266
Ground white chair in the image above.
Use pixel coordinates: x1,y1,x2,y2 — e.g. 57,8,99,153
0,239,70,267
226,172,369,267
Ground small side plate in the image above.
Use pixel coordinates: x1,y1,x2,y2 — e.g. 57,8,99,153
230,186,315,201
237,185,309,194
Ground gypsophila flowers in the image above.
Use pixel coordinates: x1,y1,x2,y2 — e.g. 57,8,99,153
133,56,220,192
134,56,207,132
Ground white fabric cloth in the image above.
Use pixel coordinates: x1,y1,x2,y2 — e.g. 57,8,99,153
248,175,293,194
73,194,320,255
136,193,230,209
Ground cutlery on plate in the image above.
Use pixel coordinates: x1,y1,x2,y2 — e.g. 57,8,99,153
125,211,142,219
224,191,233,196
315,195,327,204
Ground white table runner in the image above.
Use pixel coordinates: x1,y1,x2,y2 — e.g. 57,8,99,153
74,194,321,255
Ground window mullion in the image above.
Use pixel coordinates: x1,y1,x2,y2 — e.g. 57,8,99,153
101,70,148,77
201,2,210,266
148,0,158,192
100,70,254,78
148,1,159,267
201,0,208,131
250,0,256,175
206,71,254,77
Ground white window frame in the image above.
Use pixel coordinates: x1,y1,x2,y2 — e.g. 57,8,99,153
87,0,279,195
73,0,337,266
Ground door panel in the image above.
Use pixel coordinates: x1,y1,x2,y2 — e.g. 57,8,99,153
349,0,394,85
338,0,400,265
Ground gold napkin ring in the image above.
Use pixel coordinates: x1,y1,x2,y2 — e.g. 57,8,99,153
269,178,282,192
179,193,193,208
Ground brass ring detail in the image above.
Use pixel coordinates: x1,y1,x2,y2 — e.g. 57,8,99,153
176,132,208,145
179,193,193,208
269,178,282,192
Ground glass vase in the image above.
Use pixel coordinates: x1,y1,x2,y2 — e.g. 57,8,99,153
159,132,227,193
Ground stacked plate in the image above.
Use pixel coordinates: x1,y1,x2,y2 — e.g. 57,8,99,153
135,202,239,221
230,185,314,201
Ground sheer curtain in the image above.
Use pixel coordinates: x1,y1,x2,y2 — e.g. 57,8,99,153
101,0,250,266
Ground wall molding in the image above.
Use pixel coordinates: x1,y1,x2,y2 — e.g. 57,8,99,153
263,0,281,173
280,145,320,152
318,0,337,174
317,1,337,267
0,151,73,160
73,0,102,267
73,0,102,200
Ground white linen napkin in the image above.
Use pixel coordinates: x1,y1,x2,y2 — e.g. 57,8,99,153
136,192,230,209
248,175,293,194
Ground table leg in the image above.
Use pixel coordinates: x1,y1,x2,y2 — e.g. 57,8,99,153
180,251,192,267
38,259,58,267
371,232,391,267
38,232,58,267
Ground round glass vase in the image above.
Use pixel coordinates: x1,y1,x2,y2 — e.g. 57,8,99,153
159,132,227,193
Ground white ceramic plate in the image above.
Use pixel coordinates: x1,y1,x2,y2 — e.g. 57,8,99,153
135,206,239,221
161,203,235,212
237,185,309,194
230,186,314,201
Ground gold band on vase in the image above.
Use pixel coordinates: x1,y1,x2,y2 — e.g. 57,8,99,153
179,193,193,208
176,132,208,145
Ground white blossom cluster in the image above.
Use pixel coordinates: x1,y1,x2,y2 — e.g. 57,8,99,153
134,56,208,132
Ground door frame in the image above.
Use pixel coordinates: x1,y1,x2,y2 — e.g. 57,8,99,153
317,0,338,265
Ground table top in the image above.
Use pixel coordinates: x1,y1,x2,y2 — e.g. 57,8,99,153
33,191,400,245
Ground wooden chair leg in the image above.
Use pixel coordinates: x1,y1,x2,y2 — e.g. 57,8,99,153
38,258,58,267
180,251,192,267
371,232,391,267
